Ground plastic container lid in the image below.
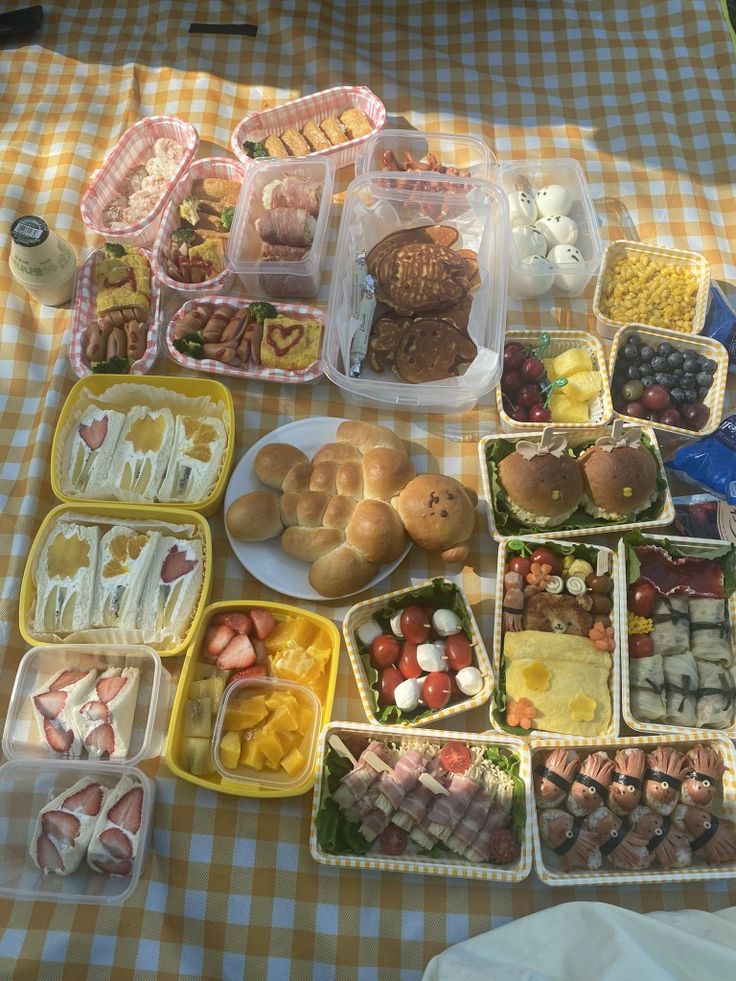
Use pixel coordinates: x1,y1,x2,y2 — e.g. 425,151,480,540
212,676,321,792
2,645,171,766
354,128,499,182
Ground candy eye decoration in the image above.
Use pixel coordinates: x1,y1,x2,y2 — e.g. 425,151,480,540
588,785,597,794
660,781,669,790
565,829,575,839
704,820,712,830
654,827,664,837
702,779,711,788
610,828,620,839
627,784,635,793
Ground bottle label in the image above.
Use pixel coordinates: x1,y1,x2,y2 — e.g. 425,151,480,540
715,416,736,452
11,241,74,279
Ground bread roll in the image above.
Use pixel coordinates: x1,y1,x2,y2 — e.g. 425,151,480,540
226,492,282,541
279,493,299,527
335,460,363,499
394,474,476,555
254,443,309,489
296,492,331,528
322,495,356,530
362,447,415,500
309,460,339,495
308,543,378,598
281,526,344,561
345,499,406,564
312,442,361,465
336,420,406,455
282,461,313,494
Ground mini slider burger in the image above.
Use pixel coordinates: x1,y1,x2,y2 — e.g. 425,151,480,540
578,423,658,522
498,430,583,528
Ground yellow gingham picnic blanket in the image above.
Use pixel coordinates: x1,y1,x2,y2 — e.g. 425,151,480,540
1,1,736,977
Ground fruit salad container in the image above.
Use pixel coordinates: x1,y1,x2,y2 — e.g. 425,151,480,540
500,157,604,299
50,374,235,517
617,533,736,741
497,330,613,431
80,115,199,249
608,324,728,438
2,645,171,766
530,733,736,887
0,759,155,904
165,600,340,798
593,240,711,340
231,85,386,172
310,720,533,884
479,425,675,544
491,538,621,740
343,578,494,728
355,128,499,181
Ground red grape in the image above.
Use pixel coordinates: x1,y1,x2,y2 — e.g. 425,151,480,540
379,825,408,855
521,357,546,382
629,580,657,618
624,401,646,419
510,407,528,422
681,402,710,431
660,408,683,428
642,384,670,411
503,344,525,371
528,404,551,422
517,384,542,409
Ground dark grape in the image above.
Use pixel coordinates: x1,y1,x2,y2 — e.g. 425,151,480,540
667,351,684,369
642,385,670,411
639,345,655,362
622,380,644,401
660,408,683,427
627,365,642,379
657,342,674,356
644,409,659,422
624,401,646,419
695,371,712,388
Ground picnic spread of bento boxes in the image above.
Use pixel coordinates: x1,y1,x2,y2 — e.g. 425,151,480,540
5,83,736,905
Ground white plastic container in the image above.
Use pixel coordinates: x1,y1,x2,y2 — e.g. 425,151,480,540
355,129,498,181
500,158,603,299
226,156,334,299
322,171,510,413
2,645,171,766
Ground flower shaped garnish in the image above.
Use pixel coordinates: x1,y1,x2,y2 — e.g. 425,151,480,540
507,697,537,729
569,692,597,722
522,661,551,691
589,621,615,652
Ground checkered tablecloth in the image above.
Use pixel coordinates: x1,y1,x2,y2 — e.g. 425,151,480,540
2,2,736,978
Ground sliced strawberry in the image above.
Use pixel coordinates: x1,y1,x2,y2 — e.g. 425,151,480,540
250,608,276,640
91,856,132,876
85,723,115,756
216,633,257,672
160,544,197,584
42,809,81,845
78,414,108,451
79,700,110,722
49,670,89,691
229,665,268,684
99,827,133,860
96,675,126,704
254,639,267,664
34,690,67,720
43,718,74,754
63,782,103,816
108,785,143,835
213,611,254,635
203,623,235,658
37,833,63,872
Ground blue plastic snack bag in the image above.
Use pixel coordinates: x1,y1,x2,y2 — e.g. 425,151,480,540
668,414,736,503
702,283,736,373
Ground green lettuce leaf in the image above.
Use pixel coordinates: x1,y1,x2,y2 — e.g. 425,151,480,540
314,745,371,856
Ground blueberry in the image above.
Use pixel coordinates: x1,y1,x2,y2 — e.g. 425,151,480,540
639,345,655,362
682,373,696,388
654,373,672,388
657,342,674,356
667,351,684,369
623,344,640,362
627,364,642,379
627,333,642,347
683,349,699,360
641,375,655,389
670,387,686,404
683,357,699,373
671,369,684,382
698,386,710,401
650,355,668,372
703,358,718,374
685,389,698,403
696,371,712,388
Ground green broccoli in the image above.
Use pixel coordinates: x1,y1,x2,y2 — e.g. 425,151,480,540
103,242,126,258
91,356,132,374
179,195,200,226
173,331,206,359
220,206,236,232
248,301,278,323
171,226,197,245
242,141,269,159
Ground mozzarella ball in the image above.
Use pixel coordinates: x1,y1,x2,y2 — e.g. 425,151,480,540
417,642,447,673
389,612,404,639
547,243,588,293
394,677,422,712
510,254,555,297
508,190,538,227
356,618,382,646
432,608,463,638
511,223,547,259
456,666,483,696
536,183,573,217
535,214,578,249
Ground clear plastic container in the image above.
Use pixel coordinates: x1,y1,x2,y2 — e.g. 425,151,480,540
500,158,603,299
355,128,498,181
322,171,510,412
212,676,321,793
2,645,171,766
0,760,154,904
226,156,334,299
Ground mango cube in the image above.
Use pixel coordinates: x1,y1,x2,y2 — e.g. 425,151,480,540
270,648,322,685
219,730,242,770
549,390,590,424
281,747,306,777
240,739,265,770
255,729,284,767
224,695,269,731
553,348,593,378
264,617,317,655
270,704,299,732
563,370,602,402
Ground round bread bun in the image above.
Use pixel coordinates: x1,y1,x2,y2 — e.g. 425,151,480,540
278,492,299,527
322,494,356,530
309,460,339,495
335,461,363,499
579,444,657,518
309,542,378,598
394,474,476,552
497,451,584,525
345,499,406,564
296,492,331,528
336,420,406,456
361,447,416,501
281,526,345,562
281,461,313,494
226,492,282,541
312,442,361,465
254,443,309,489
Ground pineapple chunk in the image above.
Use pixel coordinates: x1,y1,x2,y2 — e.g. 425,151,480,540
543,358,557,383
281,747,306,777
181,735,214,776
270,648,322,685
264,617,317,655
219,730,242,770
563,370,602,403
264,690,297,713
549,390,590,424
224,695,269,731
553,347,593,378
240,739,265,770
182,697,212,738
255,729,284,767
190,676,226,714
299,703,316,731
270,704,299,732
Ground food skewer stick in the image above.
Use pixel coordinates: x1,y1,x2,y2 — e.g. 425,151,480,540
328,734,392,773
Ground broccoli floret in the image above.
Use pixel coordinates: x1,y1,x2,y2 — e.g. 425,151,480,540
173,332,206,359
220,206,236,232
171,226,197,245
242,141,269,159
91,356,132,374
103,242,126,258
179,195,200,226
248,301,278,323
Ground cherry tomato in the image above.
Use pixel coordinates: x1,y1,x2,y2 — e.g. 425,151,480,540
508,556,532,578
399,605,431,644
370,634,401,670
445,633,473,671
422,671,452,710
378,666,404,705
439,741,472,773
530,547,562,575
379,824,408,856
629,634,654,658
397,642,422,679
628,580,658,618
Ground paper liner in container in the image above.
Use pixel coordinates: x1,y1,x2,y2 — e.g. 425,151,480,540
343,578,494,728
490,538,621,740
231,85,386,172
478,424,675,544
19,504,212,657
164,295,325,384
496,330,613,431
151,157,246,295
608,324,728,438
530,733,736,887
68,247,160,378
50,375,234,516
593,240,711,339
165,600,340,798
322,172,509,413
355,128,499,182
617,533,736,741
310,721,533,884
80,116,199,249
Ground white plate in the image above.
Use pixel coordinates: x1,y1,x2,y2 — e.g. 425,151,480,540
224,417,412,601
